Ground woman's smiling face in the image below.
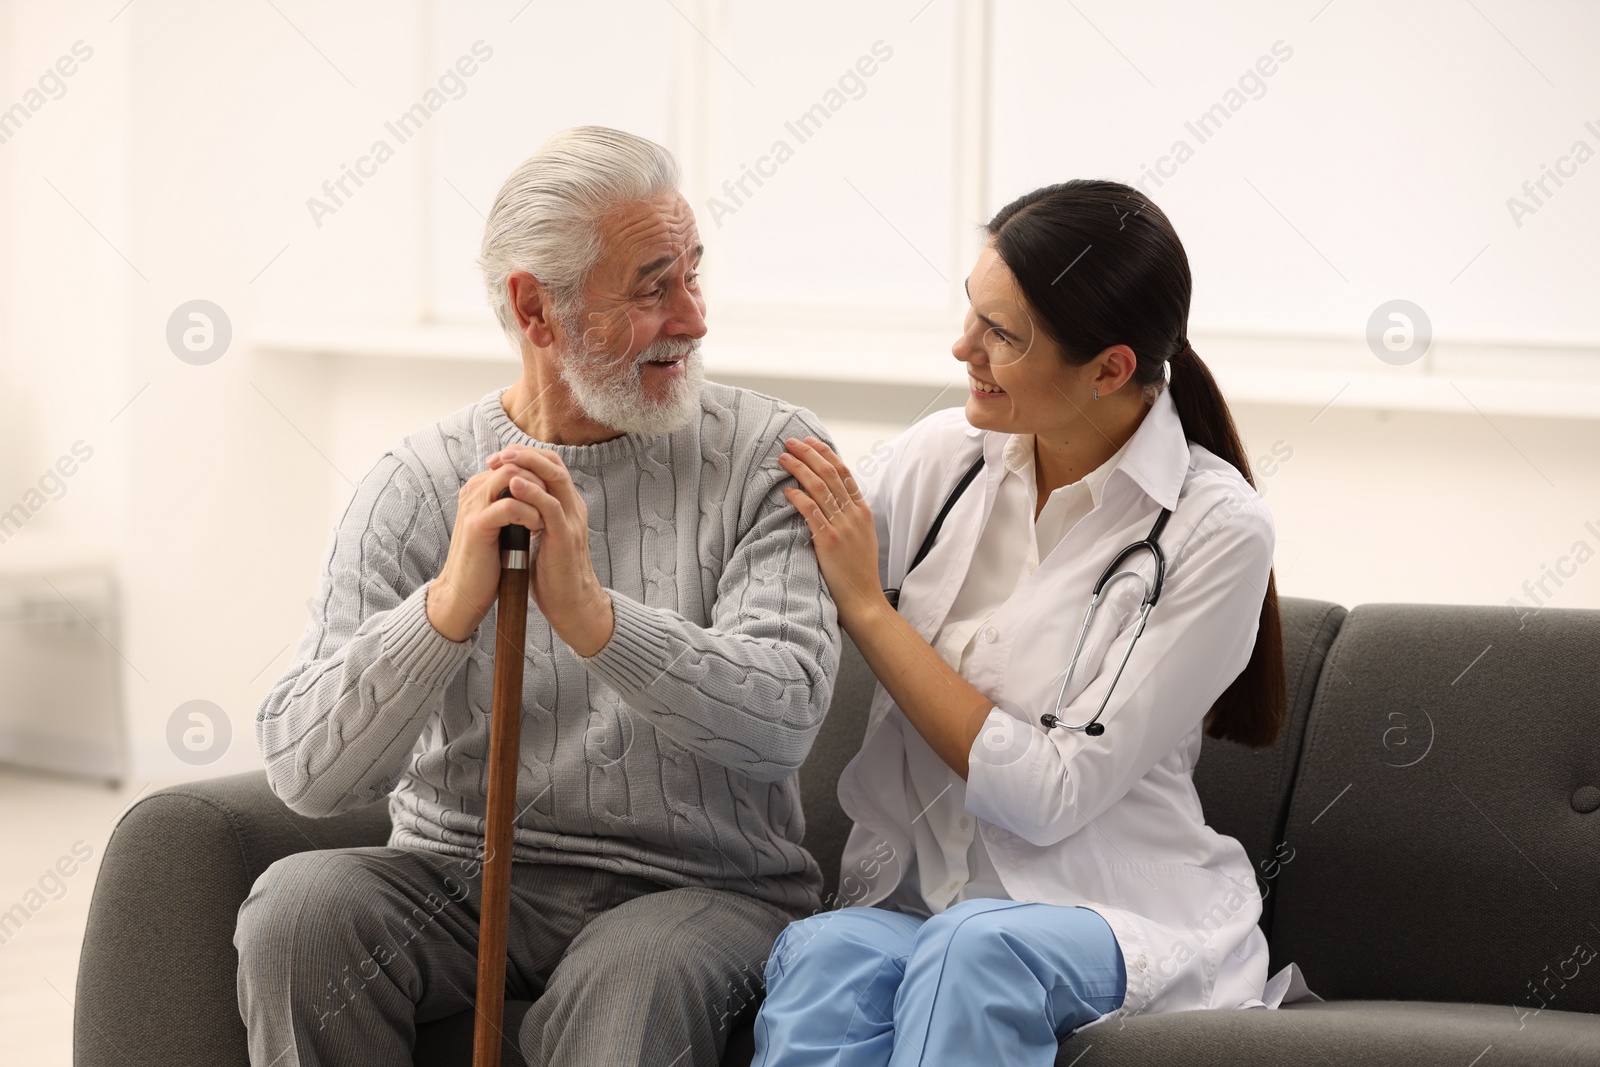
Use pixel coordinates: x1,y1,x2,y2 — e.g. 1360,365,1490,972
953,241,1070,433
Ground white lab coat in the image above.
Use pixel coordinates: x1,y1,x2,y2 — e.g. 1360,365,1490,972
835,385,1314,1025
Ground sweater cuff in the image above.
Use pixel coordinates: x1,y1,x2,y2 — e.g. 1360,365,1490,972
576,589,676,695
378,581,475,689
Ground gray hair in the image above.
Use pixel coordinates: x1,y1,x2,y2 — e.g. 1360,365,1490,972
479,126,681,347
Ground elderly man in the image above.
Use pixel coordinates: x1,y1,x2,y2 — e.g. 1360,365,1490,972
234,126,841,1067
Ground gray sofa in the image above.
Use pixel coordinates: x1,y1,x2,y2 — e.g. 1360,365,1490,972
74,596,1600,1065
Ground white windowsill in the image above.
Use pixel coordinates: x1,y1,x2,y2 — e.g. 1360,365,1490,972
254,310,1600,422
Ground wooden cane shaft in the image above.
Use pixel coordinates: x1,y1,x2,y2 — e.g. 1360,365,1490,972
472,563,529,1067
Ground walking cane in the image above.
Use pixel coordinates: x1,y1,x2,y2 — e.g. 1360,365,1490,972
472,502,532,1067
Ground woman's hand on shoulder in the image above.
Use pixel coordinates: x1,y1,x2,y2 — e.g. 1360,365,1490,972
777,435,890,631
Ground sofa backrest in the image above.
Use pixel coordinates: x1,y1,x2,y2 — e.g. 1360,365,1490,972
798,596,1350,915
1193,596,1347,937
797,631,874,905
1267,602,1600,1015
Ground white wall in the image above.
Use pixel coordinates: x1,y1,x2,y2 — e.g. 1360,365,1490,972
0,1,133,782
0,0,1596,789
992,0,1600,341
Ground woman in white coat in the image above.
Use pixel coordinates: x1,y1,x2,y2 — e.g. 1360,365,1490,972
752,179,1307,1065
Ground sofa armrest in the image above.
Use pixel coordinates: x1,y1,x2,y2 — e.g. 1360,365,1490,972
74,770,392,1067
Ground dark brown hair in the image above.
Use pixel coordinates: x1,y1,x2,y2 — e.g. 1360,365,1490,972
985,179,1286,748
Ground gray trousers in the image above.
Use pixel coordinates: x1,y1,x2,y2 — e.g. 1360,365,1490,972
233,845,805,1067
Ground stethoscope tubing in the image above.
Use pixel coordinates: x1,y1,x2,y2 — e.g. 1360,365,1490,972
881,449,1174,738
1040,507,1172,736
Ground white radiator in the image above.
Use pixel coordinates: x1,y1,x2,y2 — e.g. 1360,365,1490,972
0,567,126,784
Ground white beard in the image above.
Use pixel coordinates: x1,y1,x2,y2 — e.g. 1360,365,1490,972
555,305,705,437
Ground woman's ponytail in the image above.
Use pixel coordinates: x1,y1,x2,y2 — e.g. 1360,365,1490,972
1164,341,1286,748
986,182,1287,748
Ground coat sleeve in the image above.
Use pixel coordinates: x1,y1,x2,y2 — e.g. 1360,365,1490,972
963,487,1275,846
854,434,901,589
857,411,969,591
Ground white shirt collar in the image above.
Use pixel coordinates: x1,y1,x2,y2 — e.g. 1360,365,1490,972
1117,384,1190,511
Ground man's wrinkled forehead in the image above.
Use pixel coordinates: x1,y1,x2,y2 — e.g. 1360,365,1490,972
598,194,702,289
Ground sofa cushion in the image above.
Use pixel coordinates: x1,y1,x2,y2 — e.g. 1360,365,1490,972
414,1001,533,1066
415,1001,768,1067
1192,596,1346,938
1268,603,1600,1010
1053,1000,1600,1066
412,1000,771,1067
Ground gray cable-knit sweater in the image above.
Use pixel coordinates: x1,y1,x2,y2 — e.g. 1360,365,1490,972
256,382,841,911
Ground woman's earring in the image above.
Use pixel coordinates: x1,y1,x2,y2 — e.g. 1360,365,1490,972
1092,388,1099,400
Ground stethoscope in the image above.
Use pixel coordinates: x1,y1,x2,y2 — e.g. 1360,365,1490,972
1043,505,1171,735
883,452,1172,737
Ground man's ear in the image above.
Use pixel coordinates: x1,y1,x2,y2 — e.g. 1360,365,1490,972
508,270,560,350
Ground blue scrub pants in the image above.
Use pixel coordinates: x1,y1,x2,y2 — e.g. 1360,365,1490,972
752,898,1127,1066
